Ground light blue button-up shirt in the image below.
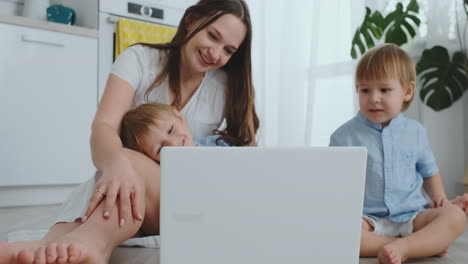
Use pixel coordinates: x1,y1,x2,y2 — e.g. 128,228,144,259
329,111,438,222
195,135,230,147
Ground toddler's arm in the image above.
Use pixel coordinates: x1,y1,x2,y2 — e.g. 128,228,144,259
423,173,449,208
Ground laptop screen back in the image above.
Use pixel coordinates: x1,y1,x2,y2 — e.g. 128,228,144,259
160,147,367,264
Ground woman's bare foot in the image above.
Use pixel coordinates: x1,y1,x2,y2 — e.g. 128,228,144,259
24,231,109,264
0,240,47,264
377,244,407,264
0,241,16,264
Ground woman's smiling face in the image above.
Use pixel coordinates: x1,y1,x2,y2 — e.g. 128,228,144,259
181,14,246,74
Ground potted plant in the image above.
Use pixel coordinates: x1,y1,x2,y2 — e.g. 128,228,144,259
350,0,468,111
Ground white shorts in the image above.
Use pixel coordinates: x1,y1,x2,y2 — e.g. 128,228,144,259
363,213,422,237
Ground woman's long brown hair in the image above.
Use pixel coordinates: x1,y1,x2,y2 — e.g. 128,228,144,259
139,0,259,146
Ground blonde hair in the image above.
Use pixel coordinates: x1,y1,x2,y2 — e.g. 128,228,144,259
120,103,177,153
355,43,416,111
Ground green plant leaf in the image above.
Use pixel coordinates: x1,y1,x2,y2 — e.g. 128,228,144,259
350,7,384,59
383,0,420,45
417,46,468,111
464,0,468,16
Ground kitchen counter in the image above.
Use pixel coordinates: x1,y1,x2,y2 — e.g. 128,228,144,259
0,15,98,38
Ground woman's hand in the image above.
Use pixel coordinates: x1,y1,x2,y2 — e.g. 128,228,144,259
83,154,144,226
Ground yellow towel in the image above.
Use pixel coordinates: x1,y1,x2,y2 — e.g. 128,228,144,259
115,18,177,59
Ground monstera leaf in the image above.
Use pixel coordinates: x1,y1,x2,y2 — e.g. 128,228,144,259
350,7,384,59
383,0,420,45
351,0,420,59
417,46,468,111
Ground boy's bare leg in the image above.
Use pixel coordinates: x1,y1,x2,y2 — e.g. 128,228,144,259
377,204,467,264
359,218,397,257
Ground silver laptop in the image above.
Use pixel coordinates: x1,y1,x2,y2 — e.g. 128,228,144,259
160,147,367,264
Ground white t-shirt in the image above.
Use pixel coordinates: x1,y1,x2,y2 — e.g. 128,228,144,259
111,44,227,138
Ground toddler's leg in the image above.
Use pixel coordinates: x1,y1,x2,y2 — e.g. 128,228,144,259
359,218,397,257
377,204,466,264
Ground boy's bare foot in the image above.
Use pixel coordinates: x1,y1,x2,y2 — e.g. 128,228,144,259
377,244,407,264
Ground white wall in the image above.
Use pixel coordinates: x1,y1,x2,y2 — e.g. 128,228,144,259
420,1,467,199
421,100,465,199
0,0,22,16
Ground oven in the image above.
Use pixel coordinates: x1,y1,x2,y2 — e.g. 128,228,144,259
98,0,195,101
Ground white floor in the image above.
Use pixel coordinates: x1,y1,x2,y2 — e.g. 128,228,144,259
1,205,467,264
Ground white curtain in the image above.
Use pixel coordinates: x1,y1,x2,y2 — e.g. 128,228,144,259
245,0,466,197
246,0,365,147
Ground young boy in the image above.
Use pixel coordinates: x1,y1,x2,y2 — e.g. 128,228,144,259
0,103,230,264
120,103,229,163
329,43,467,264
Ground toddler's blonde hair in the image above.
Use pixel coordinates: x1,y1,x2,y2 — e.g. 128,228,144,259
355,43,416,111
120,103,177,153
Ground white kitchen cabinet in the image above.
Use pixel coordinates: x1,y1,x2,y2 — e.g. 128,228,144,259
0,23,97,187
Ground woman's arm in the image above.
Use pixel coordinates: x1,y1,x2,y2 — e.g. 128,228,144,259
84,74,145,224
90,74,133,171
423,172,449,208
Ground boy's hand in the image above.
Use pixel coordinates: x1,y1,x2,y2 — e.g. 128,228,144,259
451,193,468,215
430,196,450,208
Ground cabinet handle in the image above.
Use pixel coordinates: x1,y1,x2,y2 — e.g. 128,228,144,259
21,35,65,48
107,15,119,24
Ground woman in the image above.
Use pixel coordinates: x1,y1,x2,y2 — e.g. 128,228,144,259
85,0,259,230
0,0,259,263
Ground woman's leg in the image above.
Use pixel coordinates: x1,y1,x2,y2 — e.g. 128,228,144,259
33,149,161,264
126,148,161,236
12,197,141,264
0,210,81,263
377,204,466,264
0,149,162,264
